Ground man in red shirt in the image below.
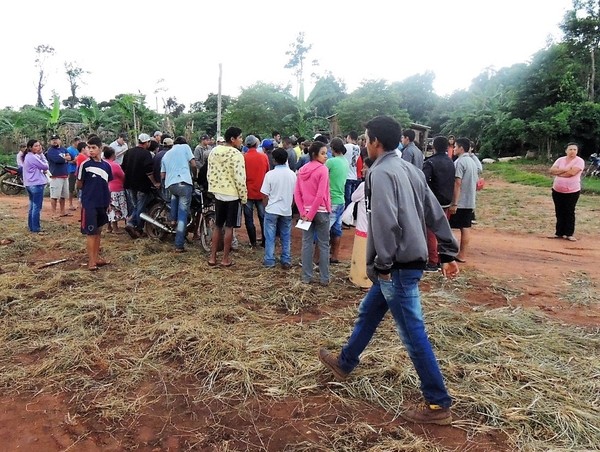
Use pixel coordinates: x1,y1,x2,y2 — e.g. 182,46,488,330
243,135,270,247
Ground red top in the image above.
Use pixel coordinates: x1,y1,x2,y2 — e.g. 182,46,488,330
243,148,270,200
107,159,125,192
75,153,89,170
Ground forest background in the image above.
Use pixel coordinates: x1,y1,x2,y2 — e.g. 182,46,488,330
0,0,599,162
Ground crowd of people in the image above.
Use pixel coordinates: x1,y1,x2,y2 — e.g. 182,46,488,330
16,115,587,426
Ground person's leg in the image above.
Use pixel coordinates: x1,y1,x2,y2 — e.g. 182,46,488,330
301,226,315,283
457,227,471,261
244,201,257,246
209,226,222,265
426,228,439,266
68,173,76,209
344,180,352,208
222,226,234,265
50,198,58,214
315,212,331,284
338,282,389,373
564,191,580,238
26,186,35,231
256,201,266,246
31,185,44,232
136,191,150,231
174,185,192,250
279,215,293,267
87,235,97,268
384,269,452,408
126,189,139,228
552,190,566,237
59,197,66,216
49,179,58,215
263,212,277,267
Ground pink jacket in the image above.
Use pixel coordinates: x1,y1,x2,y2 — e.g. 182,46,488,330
293,160,331,221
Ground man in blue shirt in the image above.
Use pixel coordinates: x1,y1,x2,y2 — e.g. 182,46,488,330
77,136,112,271
161,136,196,252
46,134,73,217
66,137,80,211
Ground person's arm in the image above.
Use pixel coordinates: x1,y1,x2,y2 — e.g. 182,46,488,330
305,168,329,221
449,177,461,215
76,161,85,189
233,154,248,204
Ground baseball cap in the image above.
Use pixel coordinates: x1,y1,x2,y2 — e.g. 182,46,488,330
153,131,162,137
244,135,259,147
200,134,210,140
162,137,174,146
217,136,225,142
138,133,152,143
261,139,274,150
50,134,60,140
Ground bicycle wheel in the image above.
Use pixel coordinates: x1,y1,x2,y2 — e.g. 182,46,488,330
199,212,216,252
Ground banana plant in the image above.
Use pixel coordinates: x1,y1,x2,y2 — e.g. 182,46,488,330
78,98,104,135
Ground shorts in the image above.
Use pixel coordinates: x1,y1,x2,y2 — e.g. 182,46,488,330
81,206,109,235
329,204,345,237
449,208,473,229
215,199,242,228
49,177,70,199
68,173,77,195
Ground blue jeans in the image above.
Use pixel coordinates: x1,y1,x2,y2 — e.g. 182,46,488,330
339,269,452,408
263,212,292,267
344,179,361,208
26,184,45,232
301,212,330,283
329,203,345,238
244,199,265,246
168,182,193,249
126,189,150,230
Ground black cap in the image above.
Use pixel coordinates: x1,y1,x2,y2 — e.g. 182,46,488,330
50,134,60,140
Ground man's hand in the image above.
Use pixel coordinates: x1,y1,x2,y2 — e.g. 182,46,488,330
300,215,310,222
153,182,161,189
449,205,458,215
441,261,460,278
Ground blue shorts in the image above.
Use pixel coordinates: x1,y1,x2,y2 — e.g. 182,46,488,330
329,204,345,237
81,206,108,235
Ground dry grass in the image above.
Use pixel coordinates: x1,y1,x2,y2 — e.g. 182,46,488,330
0,199,599,451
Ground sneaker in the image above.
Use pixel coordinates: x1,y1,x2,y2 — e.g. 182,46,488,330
401,404,452,425
281,263,291,270
424,263,440,272
566,236,577,242
318,348,349,381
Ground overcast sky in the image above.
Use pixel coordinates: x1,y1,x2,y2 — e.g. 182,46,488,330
1,0,573,111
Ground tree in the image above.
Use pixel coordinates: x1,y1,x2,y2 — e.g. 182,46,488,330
223,83,297,138
307,73,347,118
34,44,55,108
561,0,600,101
335,80,410,134
391,71,439,125
63,62,89,108
284,32,318,102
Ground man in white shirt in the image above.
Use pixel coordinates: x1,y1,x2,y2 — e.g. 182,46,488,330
110,133,129,165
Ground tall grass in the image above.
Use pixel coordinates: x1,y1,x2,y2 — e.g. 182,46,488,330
484,161,600,195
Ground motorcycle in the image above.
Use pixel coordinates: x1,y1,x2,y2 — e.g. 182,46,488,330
0,164,25,195
140,185,216,252
583,153,600,178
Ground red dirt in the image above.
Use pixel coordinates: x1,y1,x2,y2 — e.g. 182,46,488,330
1,192,598,450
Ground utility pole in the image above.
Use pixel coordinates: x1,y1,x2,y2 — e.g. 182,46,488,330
217,63,222,139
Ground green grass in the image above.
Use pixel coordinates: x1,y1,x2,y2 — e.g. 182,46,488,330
484,161,600,195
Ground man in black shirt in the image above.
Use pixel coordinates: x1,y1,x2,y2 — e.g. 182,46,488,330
422,136,456,271
122,133,161,238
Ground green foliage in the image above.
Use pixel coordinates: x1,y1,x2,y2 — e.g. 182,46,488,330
335,80,411,134
306,74,347,118
391,71,439,125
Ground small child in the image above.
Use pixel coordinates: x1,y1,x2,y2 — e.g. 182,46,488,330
76,136,113,270
260,148,297,269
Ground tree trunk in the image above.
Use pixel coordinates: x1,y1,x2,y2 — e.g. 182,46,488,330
36,70,45,107
590,46,596,101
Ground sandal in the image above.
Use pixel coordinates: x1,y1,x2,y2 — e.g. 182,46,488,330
221,261,235,267
96,260,111,267
88,265,98,271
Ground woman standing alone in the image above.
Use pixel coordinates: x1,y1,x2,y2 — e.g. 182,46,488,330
22,139,49,233
549,142,585,241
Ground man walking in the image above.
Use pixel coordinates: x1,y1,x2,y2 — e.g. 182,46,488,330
318,115,460,425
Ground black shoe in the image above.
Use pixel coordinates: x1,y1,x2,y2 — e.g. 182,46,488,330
424,263,440,272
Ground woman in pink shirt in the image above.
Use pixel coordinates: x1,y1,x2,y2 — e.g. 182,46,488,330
549,142,585,241
103,146,128,234
294,141,331,285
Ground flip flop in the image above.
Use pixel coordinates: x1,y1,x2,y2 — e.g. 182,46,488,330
60,212,73,217
208,261,218,267
455,257,466,263
96,260,111,267
88,265,98,271
221,261,235,267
